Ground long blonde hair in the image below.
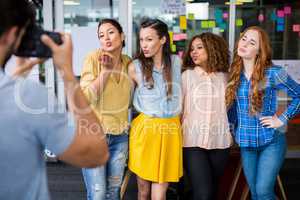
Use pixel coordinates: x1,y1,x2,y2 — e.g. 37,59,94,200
226,26,273,114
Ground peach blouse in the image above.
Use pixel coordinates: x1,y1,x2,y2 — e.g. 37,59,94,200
181,67,233,149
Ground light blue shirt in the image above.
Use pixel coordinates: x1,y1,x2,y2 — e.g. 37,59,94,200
0,70,75,200
133,55,182,118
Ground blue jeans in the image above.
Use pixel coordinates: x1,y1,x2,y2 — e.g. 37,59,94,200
240,131,286,200
82,133,128,200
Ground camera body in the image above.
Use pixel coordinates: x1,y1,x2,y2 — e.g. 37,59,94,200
14,24,62,58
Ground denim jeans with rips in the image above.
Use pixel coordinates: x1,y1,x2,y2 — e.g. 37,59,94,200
82,133,128,200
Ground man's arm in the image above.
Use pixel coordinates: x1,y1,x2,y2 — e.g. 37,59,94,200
41,33,109,168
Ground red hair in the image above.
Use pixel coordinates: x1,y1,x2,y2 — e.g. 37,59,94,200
226,26,273,114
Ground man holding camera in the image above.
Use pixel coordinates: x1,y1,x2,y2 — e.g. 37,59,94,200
0,0,109,199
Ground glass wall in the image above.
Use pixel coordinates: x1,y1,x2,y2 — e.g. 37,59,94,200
63,0,119,31
235,0,300,59
62,0,121,75
132,0,230,58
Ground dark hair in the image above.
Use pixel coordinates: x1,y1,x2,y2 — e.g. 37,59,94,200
0,0,36,36
135,18,172,98
97,18,125,47
182,32,230,73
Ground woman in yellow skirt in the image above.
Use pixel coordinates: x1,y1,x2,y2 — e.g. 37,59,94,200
128,18,183,200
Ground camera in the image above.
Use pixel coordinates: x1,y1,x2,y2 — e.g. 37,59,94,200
14,24,62,58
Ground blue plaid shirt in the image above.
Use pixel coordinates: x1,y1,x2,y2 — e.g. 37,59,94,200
230,65,300,147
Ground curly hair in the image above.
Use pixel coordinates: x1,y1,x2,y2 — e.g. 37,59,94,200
225,26,273,114
182,32,230,73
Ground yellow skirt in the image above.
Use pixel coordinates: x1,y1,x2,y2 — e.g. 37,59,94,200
128,113,183,183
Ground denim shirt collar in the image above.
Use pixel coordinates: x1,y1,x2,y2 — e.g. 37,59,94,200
153,65,164,74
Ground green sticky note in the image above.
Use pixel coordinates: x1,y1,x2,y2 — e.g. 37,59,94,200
214,9,223,21
188,13,195,20
219,22,227,30
236,19,243,26
208,21,216,28
168,31,173,44
171,44,176,52
201,21,209,28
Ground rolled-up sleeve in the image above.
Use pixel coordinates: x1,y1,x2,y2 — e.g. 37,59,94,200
274,67,300,124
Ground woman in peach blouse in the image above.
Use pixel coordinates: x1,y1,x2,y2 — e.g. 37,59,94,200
181,32,233,200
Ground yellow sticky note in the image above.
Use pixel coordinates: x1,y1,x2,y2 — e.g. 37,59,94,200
236,18,243,26
179,16,187,30
188,13,195,20
208,21,216,28
169,31,173,45
171,44,176,52
201,21,209,28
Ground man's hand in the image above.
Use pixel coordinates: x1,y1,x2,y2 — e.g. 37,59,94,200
41,33,75,82
12,57,44,78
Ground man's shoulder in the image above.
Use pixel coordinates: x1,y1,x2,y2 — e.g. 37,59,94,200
1,73,47,96
15,78,48,98
2,77,51,117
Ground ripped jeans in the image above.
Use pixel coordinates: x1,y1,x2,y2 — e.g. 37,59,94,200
82,133,128,200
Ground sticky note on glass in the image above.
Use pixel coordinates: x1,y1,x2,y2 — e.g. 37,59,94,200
173,33,187,41
173,34,181,41
214,9,223,20
223,12,229,19
293,24,300,32
171,44,176,52
277,10,284,18
219,22,227,30
216,17,223,24
208,21,216,28
284,6,291,15
180,33,187,40
169,31,173,44
258,14,264,22
236,19,243,26
188,13,195,20
276,24,284,32
179,16,187,30
277,17,284,24
212,27,220,34
271,12,277,21
173,26,180,33
201,21,209,28
178,51,184,58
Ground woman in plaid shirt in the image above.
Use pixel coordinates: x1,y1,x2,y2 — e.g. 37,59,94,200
226,26,300,199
